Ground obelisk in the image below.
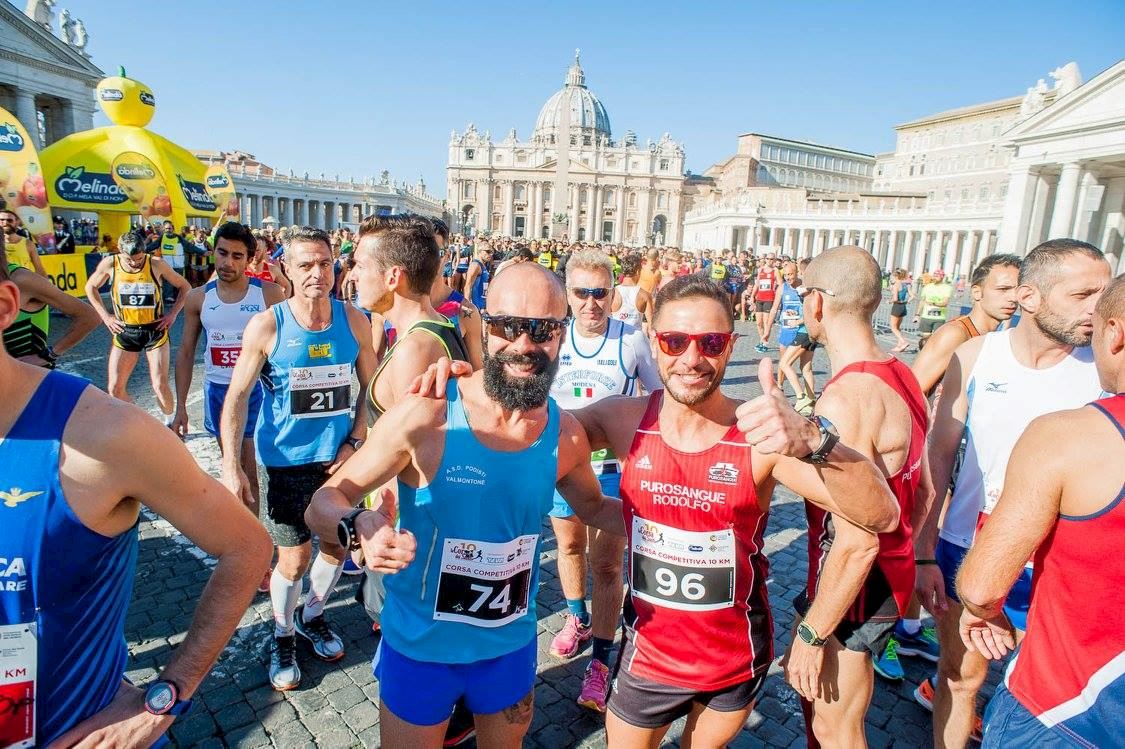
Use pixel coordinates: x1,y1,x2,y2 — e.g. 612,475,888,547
550,51,575,240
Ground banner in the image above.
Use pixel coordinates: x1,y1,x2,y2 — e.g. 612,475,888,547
203,164,240,224
110,151,170,229
0,107,55,252
39,252,94,298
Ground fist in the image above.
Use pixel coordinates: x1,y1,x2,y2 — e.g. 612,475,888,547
736,358,819,456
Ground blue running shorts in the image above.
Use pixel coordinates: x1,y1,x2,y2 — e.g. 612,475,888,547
936,537,1033,630
550,471,620,519
203,380,263,439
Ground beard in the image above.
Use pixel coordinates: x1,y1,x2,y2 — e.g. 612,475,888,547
483,347,560,411
659,365,723,406
1034,302,1092,346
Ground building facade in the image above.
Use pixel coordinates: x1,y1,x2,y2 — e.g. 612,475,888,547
706,133,874,196
447,53,687,246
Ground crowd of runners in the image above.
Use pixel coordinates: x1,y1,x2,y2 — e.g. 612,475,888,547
1,214,1121,749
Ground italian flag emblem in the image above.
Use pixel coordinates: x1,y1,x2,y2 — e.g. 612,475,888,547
574,387,594,398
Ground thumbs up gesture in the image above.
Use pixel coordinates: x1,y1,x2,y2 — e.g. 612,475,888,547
735,358,821,457
356,488,417,574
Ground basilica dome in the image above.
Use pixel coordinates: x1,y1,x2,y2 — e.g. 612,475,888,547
533,52,611,144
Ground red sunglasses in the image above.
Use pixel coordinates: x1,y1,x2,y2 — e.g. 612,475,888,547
655,331,734,357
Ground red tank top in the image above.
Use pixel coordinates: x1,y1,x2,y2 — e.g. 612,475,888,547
619,392,772,690
755,268,776,301
245,267,273,282
1008,394,1124,739
805,357,928,620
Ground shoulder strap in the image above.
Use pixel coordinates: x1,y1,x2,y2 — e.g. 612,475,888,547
1091,394,1125,437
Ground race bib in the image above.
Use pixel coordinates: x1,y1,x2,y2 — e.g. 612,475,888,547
208,331,243,368
921,304,943,318
0,622,36,749
117,281,156,309
290,364,351,419
758,278,772,291
781,308,801,327
433,535,537,628
630,517,735,611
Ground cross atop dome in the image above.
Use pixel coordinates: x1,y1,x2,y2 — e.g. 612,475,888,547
565,50,586,88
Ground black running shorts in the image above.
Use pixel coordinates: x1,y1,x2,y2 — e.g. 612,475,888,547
264,464,328,547
793,589,896,659
113,323,169,352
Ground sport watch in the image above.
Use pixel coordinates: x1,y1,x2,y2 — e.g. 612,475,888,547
345,437,364,451
801,415,839,464
143,679,192,717
337,507,369,551
796,620,828,647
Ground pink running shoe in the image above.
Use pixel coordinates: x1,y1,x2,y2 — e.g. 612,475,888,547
549,614,592,658
577,660,610,712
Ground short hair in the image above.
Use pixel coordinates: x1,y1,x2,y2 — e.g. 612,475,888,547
118,232,141,255
357,214,440,294
970,253,1022,287
431,218,450,243
1095,274,1125,320
213,222,255,254
284,226,332,256
619,254,642,278
565,248,614,283
1019,239,1104,291
804,246,882,318
653,274,734,329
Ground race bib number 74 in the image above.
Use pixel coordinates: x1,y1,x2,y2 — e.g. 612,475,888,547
433,535,537,628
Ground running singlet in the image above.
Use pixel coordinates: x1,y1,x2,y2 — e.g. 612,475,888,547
160,233,185,264
941,329,1103,548
709,263,727,282
256,298,359,467
619,393,771,690
110,255,163,325
777,283,804,329
244,267,273,283
381,381,559,664
469,259,488,310
919,282,952,321
366,318,470,426
201,278,266,385
613,285,643,328
755,267,777,302
0,372,137,746
896,283,909,304
537,251,554,268
1006,393,1124,747
456,246,472,273
2,263,49,358
805,358,928,620
4,236,36,272
552,318,660,475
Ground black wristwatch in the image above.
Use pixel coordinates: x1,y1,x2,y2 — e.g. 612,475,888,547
143,679,193,717
41,346,59,369
345,437,364,451
796,620,828,647
337,507,369,551
801,415,839,464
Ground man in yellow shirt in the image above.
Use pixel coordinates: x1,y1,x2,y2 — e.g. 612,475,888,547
915,268,954,350
0,209,47,276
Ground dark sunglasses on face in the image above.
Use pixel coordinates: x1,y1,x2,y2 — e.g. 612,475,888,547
482,314,568,344
655,331,733,357
569,287,611,301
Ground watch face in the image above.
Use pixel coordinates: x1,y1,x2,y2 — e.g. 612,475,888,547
147,682,175,714
337,521,351,549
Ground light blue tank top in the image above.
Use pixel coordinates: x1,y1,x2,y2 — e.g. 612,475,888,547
778,283,805,331
470,259,489,311
381,381,559,663
0,372,137,745
256,299,360,467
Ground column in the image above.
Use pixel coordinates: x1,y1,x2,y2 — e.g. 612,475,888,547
262,196,273,223
638,189,652,246
322,201,333,229
796,228,807,258
1072,170,1102,242
976,231,993,266
502,182,514,236
1047,162,1083,239
961,232,981,279
14,90,38,147
1026,171,1055,247
569,185,580,240
913,231,931,278
529,183,541,239
768,226,779,249
1097,177,1125,273
482,181,493,233
883,231,897,271
995,165,1039,254
614,188,626,243
584,185,597,241
307,200,318,228
901,230,915,275
296,199,307,225
591,186,604,242
944,231,961,277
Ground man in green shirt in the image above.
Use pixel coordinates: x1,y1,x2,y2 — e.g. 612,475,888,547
914,268,953,350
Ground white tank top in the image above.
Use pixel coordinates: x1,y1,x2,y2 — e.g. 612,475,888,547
201,278,267,384
941,328,1102,548
613,285,643,328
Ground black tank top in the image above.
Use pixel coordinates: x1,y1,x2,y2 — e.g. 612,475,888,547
366,318,470,427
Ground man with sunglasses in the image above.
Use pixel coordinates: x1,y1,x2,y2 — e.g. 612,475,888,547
306,262,626,748
549,249,661,713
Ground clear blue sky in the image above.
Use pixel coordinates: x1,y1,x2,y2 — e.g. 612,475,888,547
63,0,1124,199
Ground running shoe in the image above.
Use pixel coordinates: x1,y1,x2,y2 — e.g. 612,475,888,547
754,343,768,353
549,614,592,659
269,635,301,691
341,557,363,576
293,605,345,661
896,623,940,662
914,676,983,742
794,394,816,417
257,568,272,594
873,637,904,681
443,701,476,747
577,660,611,713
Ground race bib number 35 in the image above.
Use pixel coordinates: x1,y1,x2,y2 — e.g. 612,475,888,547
290,364,351,419
433,535,537,628
631,517,735,611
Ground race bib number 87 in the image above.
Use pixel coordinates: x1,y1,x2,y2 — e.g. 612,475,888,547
631,517,735,611
290,364,351,419
434,535,537,628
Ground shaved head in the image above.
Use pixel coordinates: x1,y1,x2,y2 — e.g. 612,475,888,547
485,261,568,319
1096,274,1125,321
803,245,883,318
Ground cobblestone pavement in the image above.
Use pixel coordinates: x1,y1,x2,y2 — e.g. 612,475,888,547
50,302,997,748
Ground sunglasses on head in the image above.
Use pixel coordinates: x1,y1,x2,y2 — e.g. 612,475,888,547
569,287,611,301
655,331,733,357
481,314,568,343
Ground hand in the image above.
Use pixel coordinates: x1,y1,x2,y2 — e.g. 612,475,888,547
326,441,356,475
783,638,825,702
407,357,473,398
45,681,172,749
221,462,254,507
102,315,125,335
156,312,176,331
736,359,819,456
915,563,949,615
959,607,1015,660
356,489,417,574
171,408,189,440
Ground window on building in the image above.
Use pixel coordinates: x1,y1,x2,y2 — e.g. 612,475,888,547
628,193,637,208
495,153,503,163
463,183,475,199
657,192,667,209
494,185,502,200
944,189,953,201
543,188,552,204
583,135,591,146
659,159,669,171
579,188,588,205
514,184,526,201
960,188,970,201
1000,184,1008,198
465,148,475,160
979,185,990,200
604,188,614,203
517,151,527,163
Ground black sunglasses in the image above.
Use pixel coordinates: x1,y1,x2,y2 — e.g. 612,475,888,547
569,287,611,301
481,314,568,344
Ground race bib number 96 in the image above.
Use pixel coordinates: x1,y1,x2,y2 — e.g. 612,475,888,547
631,517,735,611
290,364,351,419
433,535,537,628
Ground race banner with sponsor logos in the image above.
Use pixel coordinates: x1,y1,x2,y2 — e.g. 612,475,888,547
0,106,55,252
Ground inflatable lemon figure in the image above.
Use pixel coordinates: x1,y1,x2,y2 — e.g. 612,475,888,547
96,66,155,127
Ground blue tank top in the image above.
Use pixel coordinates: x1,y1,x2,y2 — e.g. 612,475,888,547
256,299,360,467
381,381,559,664
896,283,909,303
0,372,137,746
778,282,804,331
470,260,489,311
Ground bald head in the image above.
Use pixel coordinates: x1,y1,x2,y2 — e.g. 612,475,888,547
803,245,883,318
486,262,568,319
1096,274,1125,321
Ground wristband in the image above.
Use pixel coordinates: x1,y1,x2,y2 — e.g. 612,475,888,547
915,559,939,566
